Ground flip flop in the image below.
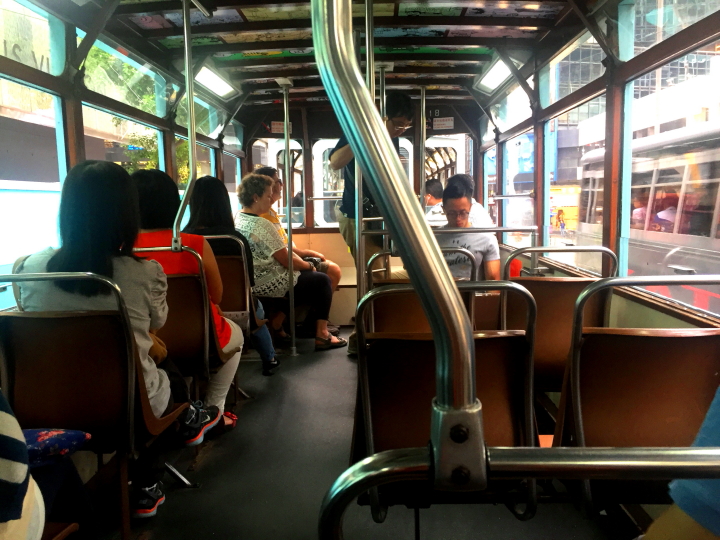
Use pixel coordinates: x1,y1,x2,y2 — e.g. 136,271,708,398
315,336,348,351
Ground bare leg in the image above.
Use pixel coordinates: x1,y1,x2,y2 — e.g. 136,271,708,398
315,319,344,344
325,261,342,291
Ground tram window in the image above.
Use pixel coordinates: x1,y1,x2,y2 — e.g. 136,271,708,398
0,0,64,76
174,137,213,189
630,187,652,229
503,131,534,248
678,182,718,237
83,106,161,174
648,187,679,233
0,79,62,308
312,140,343,228
176,95,224,138
82,33,167,117
631,171,654,186
276,147,305,228
689,161,720,181
657,167,684,184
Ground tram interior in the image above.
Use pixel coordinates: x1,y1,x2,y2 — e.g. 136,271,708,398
2,0,720,539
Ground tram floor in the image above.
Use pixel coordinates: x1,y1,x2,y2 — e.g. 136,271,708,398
126,331,628,540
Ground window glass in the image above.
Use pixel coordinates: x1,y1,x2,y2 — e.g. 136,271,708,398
174,136,213,189
223,120,243,154
625,37,720,315
83,105,161,173
0,79,62,308
540,32,606,107
631,0,720,59
483,147,497,224
0,0,63,75
491,82,532,133
312,139,342,228
82,33,167,116
545,95,606,271
276,143,305,228
176,94,225,138
502,131,534,247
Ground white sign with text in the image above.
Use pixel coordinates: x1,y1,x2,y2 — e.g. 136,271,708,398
433,117,454,130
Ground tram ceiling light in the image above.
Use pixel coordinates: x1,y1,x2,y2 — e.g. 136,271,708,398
195,66,238,98
472,56,522,94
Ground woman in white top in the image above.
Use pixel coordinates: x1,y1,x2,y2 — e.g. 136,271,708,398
235,173,346,350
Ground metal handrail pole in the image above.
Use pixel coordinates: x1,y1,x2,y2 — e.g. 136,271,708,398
363,216,384,222
173,0,199,252
1,272,137,455
419,86,426,207
362,226,539,237
281,86,298,356
502,246,620,280
379,66,386,117
487,447,720,479
312,0,482,492
308,196,343,201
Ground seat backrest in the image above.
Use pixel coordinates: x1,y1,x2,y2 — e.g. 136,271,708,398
577,328,720,448
215,256,249,312
473,293,502,330
0,311,132,452
155,275,207,374
368,282,475,334
362,333,530,456
506,277,603,389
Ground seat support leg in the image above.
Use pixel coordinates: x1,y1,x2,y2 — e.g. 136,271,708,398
414,507,420,540
164,462,200,489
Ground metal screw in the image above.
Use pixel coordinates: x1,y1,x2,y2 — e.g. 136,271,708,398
449,424,469,444
451,466,471,485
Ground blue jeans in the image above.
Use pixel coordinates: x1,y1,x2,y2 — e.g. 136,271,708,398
251,301,276,363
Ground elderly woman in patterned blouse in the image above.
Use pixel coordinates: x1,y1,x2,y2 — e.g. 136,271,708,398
234,173,346,351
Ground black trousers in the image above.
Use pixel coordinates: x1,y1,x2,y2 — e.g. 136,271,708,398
291,270,333,322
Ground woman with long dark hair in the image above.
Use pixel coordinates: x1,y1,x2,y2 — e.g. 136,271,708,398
14,161,221,518
132,169,245,422
184,175,279,376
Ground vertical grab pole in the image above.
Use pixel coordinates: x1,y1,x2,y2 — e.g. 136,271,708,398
312,0,485,492
379,65,390,278
419,86,427,209
282,84,298,356
173,0,198,252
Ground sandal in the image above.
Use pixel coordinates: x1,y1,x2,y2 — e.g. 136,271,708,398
271,326,292,346
327,324,341,337
315,336,348,351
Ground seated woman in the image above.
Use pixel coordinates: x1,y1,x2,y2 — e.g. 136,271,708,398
183,175,279,376
13,161,220,517
252,166,342,290
235,173,347,351
132,169,244,425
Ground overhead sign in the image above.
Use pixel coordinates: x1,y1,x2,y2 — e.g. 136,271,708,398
271,121,292,134
433,117,454,130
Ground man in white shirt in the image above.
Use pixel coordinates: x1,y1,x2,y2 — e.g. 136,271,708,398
424,179,446,227
437,175,501,280
426,174,495,228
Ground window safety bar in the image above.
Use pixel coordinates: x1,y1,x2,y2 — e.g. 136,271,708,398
363,226,539,236
308,196,343,201
502,246,619,280
312,0,480,493
0,272,137,454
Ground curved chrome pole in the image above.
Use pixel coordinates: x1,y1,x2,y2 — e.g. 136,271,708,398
312,0,482,491
318,447,431,540
173,0,199,251
419,86,426,204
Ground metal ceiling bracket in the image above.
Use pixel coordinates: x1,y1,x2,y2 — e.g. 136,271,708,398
567,0,620,66
218,90,249,137
68,0,122,79
190,0,213,18
467,86,501,141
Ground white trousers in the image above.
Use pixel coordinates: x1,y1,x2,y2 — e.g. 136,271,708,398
205,318,244,413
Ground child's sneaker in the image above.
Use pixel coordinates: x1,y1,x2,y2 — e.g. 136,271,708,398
179,402,221,446
132,482,165,518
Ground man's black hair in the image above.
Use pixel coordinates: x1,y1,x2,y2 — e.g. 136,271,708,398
48,160,140,297
131,169,181,230
386,91,413,121
186,175,235,230
255,166,278,180
443,175,474,204
425,178,443,200
446,173,475,192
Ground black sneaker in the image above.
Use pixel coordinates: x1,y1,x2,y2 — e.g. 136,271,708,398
132,482,165,518
262,358,280,376
179,402,221,447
